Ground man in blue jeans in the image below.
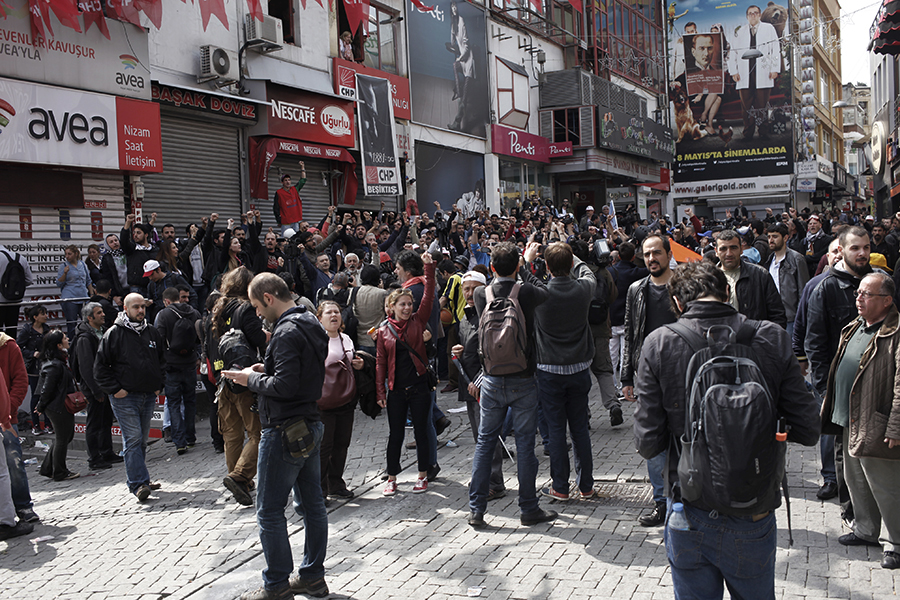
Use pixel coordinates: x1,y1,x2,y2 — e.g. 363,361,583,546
467,241,556,528
534,243,600,501
94,293,166,502
634,261,819,599
223,273,329,600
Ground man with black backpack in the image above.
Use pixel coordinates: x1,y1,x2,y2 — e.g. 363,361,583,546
155,287,201,456
634,261,819,599
0,245,33,336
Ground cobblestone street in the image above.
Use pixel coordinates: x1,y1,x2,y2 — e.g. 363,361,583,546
3,388,897,600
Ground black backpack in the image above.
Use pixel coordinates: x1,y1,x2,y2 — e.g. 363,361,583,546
217,328,257,393
668,321,788,520
0,251,27,302
588,268,610,325
167,309,198,356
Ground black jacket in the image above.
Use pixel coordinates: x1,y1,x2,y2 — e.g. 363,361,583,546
247,307,328,429
804,233,834,276
16,322,44,375
35,358,75,413
633,301,820,500
805,263,868,395
607,260,648,326
147,271,197,322
72,320,103,401
251,247,287,275
155,303,201,366
208,299,268,379
732,260,787,328
94,317,166,395
99,253,127,298
622,275,678,387
120,227,155,291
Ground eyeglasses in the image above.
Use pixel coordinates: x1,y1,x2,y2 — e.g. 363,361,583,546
854,290,890,299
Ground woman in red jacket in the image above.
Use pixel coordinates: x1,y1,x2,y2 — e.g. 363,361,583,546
376,252,434,496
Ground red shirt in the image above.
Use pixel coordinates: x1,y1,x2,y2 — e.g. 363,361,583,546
275,185,303,224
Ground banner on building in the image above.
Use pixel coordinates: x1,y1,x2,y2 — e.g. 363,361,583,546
668,1,792,184
357,74,401,196
407,0,489,138
414,142,484,218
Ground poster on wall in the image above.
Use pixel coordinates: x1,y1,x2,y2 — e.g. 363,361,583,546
357,74,401,196
406,0,490,138
668,1,792,185
414,142,485,219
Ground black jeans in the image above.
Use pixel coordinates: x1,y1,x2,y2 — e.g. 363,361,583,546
39,406,75,479
320,403,355,495
386,380,434,475
28,375,49,430
85,394,115,464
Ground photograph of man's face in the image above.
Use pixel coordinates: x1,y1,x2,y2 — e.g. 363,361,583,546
691,34,715,70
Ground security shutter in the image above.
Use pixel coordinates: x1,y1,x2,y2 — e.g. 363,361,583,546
579,106,595,148
140,113,242,228
267,156,331,225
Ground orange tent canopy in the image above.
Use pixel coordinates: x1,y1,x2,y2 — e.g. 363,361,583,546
671,240,702,263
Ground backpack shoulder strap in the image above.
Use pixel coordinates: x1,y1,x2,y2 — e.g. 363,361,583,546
665,321,706,354
485,283,495,304
508,282,522,301
736,320,760,346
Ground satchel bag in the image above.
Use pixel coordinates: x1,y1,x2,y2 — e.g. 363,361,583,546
65,381,87,414
386,322,437,391
318,337,357,411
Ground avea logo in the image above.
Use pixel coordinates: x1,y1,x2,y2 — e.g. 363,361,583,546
120,54,138,70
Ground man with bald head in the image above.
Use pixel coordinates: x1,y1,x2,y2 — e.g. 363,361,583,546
94,293,166,502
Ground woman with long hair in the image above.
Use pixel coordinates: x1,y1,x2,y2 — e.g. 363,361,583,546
17,306,50,435
316,301,364,502
56,245,93,339
35,330,78,481
376,252,435,496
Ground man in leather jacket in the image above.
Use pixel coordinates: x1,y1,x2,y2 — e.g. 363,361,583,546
714,229,786,328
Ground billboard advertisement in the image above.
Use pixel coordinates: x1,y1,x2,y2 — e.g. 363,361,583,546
668,1,792,185
357,74,401,196
407,0,489,138
414,142,485,218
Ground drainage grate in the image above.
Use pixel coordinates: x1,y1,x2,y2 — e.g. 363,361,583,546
589,482,654,508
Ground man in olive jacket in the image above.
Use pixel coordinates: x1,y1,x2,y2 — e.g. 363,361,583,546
821,272,900,569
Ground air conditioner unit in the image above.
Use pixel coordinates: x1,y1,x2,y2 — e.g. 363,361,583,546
245,14,284,52
199,45,239,86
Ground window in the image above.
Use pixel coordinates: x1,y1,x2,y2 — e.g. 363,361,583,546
553,108,581,146
590,0,664,92
822,130,831,161
363,5,399,73
496,58,530,129
820,71,830,109
269,0,296,45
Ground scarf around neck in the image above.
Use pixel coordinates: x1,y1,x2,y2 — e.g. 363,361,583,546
115,311,148,334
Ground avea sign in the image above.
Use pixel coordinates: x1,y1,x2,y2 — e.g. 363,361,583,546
28,108,109,145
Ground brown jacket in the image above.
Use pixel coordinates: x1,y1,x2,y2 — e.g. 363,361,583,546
822,305,900,459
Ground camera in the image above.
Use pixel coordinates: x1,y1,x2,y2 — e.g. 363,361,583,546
593,239,611,267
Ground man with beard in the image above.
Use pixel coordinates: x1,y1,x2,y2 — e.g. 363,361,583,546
805,226,871,515
252,231,286,276
715,230,786,328
621,233,677,527
871,223,896,268
804,215,833,277
765,223,809,336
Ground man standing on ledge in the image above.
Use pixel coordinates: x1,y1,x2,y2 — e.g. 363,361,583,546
274,161,306,236
223,273,330,600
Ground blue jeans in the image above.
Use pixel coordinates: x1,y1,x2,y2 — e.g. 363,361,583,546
164,365,197,448
3,426,32,511
256,423,328,590
665,501,777,600
648,451,668,503
537,369,593,494
811,388,836,483
60,301,81,340
469,374,539,515
109,392,156,494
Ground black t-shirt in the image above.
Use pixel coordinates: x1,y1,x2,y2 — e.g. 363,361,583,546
645,282,677,335
394,345,421,388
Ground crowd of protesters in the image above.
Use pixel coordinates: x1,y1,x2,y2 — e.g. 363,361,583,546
0,188,899,599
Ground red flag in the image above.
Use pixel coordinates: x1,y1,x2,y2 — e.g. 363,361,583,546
48,0,82,32
134,0,162,29
28,0,50,42
79,0,110,39
246,0,263,21
198,0,229,30
107,0,143,26
568,0,582,13
0,0,11,18
410,0,434,11
343,0,368,34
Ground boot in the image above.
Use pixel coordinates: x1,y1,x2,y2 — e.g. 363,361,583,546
639,500,667,527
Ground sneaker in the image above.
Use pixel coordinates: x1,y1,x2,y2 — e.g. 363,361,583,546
440,383,458,394
405,440,417,450
520,508,558,526
149,482,162,490
176,447,187,455
328,488,354,500
240,584,294,600
468,512,486,528
412,478,428,493
610,406,624,427
103,454,124,464
214,445,225,454
16,508,39,523
89,461,112,471
426,464,441,482
288,575,329,598
487,488,507,502
541,486,569,501
0,520,33,541
135,484,151,502
580,488,609,500
54,471,80,481
44,425,53,435
435,416,452,436
224,475,253,506
383,480,397,496
31,427,45,436
838,532,880,547
639,501,666,527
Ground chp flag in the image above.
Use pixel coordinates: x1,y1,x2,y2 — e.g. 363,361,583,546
356,73,400,196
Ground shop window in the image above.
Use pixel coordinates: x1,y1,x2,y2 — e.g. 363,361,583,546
496,58,530,129
269,0,296,45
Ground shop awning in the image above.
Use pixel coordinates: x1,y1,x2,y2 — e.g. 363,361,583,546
872,0,900,55
249,137,358,205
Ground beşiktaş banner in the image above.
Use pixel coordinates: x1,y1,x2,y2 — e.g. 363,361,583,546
0,77,162,172
357,74,401,196
0,0,151,100
407,0,489,138
668,0,791,183
671,174,791,199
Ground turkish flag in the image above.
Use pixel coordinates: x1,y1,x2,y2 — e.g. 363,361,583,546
569,0,582,13
134,0,162,29
79,1,110,38
48,0,82,32
28,0,49,41
343,0,368,34
199,0,229,30
246,0,263,21
107,0,143,26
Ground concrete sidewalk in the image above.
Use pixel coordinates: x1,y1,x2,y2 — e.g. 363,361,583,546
3,388,897,600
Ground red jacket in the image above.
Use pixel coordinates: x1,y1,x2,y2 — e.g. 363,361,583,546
0,333,28,424
275,186,303,225
376,263,435,402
